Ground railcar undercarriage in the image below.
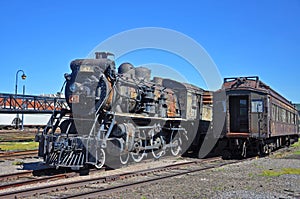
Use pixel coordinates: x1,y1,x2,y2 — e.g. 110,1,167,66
215,135,299,159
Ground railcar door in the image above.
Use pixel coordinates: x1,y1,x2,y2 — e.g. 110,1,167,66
229,96,249,132
250,97,265,137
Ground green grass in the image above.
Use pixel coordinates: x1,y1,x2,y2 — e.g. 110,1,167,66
0,141,38,151
12,161,24,165
262,168,300,177
291,140,300,156
294,150,300,155
214,167,225,172
292,140,300,147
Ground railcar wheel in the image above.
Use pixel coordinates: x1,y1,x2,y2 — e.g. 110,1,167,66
95,148,105,169
221,150,232,159
263,144,270,155
170,130,182,156
131,130,146,162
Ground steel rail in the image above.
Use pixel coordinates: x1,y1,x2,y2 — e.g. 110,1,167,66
0,157,223,199
0,150,38,160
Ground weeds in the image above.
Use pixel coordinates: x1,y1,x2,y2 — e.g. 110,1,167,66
292,140,300,148
12,161,24,165
0,141,38,151
261,168,300,177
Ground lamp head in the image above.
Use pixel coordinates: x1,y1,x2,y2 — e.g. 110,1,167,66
21,73,26,80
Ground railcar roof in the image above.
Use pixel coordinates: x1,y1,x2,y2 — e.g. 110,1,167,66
222,76,268,91
222,76,295,109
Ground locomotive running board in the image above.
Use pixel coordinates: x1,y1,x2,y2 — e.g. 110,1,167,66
114,112,187,121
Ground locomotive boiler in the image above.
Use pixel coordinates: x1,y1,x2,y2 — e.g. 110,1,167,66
37,52,205,169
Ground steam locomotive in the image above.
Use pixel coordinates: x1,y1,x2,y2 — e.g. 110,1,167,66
36,52,299,170
37,52,207,169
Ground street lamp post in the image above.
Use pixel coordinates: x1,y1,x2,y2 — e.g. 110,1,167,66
21,85,26,131
15,69,27,129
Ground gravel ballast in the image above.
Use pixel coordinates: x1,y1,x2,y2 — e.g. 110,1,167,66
99,148,300,199
0,145,299,198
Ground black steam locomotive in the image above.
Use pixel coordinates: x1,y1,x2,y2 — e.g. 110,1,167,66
37,52,208,169
37,52,299,169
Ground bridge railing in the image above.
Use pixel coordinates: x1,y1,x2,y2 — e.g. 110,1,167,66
0,93,68,114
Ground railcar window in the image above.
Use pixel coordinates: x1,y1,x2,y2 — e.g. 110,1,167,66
279,108,282,122
287,111,290,124
239,99,248,116
251,100,263,112
276,106,280,122
282,109,286,123
292,113,295,124
272,105,276,121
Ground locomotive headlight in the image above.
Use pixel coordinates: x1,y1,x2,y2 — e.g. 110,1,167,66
69,83,76,92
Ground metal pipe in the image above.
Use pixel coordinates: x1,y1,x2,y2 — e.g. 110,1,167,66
21,85,25,131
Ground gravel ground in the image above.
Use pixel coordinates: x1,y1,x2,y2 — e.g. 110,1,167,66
98,147,300,199
0,129,38,141
0,157,45,175
0,145,299,198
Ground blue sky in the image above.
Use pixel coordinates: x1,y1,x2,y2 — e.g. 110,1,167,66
0,0,299,102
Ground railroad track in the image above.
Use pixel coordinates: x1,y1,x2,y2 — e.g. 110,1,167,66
0,156,250,199
0,166,100,193
0,170,33,182
0,150,38,161
0,169,77,191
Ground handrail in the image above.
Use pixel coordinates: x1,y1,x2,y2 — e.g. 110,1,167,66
0,93,68,114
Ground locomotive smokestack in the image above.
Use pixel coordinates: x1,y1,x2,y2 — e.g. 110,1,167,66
95,52,108,59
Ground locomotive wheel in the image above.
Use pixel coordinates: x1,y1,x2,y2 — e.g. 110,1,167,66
120,151,130,165
170,130,182,156
95,148,105,169
131,130,146,162
131,149,145,163
151,136,165,159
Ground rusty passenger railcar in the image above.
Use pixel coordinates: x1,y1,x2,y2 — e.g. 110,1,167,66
215,76,299,158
